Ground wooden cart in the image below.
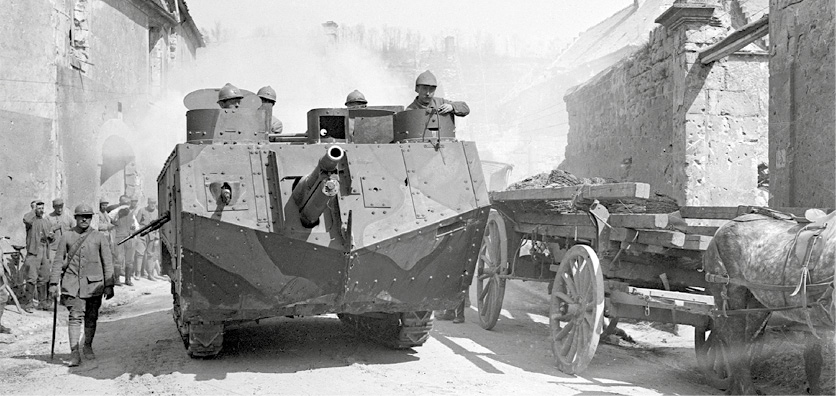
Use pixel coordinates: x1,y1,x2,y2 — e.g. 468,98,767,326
475,182,823,387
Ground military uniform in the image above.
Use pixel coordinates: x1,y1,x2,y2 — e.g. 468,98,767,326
406,96,470,116
22,209,53,311
110,204,138,285
49,207,114,367
135,202,160,279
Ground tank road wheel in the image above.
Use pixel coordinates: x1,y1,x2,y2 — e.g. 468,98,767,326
187,322,224,358
695,323,731,390
549,244,605,374
338,311,433,349
476,210,508,330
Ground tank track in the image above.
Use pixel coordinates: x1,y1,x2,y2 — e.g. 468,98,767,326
171,290,189,348
338,311,433,349
171,284,223,358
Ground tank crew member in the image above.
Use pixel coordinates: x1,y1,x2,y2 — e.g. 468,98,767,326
345,90,368,109
406,70,470,117
217,83,244,109
21,200,52,313
49,204,114,367
135,197,160,281
257,86,284,134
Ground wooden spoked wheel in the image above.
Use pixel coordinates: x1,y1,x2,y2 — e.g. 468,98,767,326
549,244,605,374
694,322,731,390
476,210,508,330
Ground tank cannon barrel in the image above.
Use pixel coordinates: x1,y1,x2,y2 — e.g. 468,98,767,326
292,146,345,227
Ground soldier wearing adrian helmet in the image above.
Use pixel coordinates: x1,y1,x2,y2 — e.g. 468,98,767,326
49,204,114,367
406,70,470,117
257,85,284,134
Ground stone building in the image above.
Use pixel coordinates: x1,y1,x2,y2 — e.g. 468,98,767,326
0,0,203,243
562,0,769,206
768,0,835,208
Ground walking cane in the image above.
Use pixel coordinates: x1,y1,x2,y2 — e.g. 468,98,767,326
50,283,58,361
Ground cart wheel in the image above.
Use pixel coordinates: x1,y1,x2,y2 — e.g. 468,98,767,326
476,210,508,330
695,323,731,390
549,244,604,374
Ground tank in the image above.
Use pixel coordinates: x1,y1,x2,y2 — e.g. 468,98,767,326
156,88,490,357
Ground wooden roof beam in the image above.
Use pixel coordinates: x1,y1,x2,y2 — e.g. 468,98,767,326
698,14,769,64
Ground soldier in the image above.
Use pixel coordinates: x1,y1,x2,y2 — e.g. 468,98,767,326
94,199,114,235
408,70,470,323
135,197,159,281
21,200,52,313
48,204,114,367
406,70,470,117
345,90,368,109
257,86,284,134
22,200,37,225
110,196,137,286
217,83,244,109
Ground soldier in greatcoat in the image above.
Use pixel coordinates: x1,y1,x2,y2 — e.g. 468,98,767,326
49,204,114,367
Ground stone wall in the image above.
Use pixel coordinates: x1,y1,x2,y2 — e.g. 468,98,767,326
769,0,836,208
563,2,769,206
0,0,202,244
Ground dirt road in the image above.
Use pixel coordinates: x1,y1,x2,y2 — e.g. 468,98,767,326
0,279,829,395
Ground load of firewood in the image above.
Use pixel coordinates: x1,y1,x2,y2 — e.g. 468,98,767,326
504,168,679,214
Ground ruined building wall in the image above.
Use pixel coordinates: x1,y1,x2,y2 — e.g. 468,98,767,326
769,0,836,208
57,0,152,210
563,29,676,198
563,4,769,206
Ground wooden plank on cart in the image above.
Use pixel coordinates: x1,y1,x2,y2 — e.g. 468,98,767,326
619,241,704,260
684,225,720,236
515,223,598,240
679,206,743,219
679,205,835,220
609,214,672,229
515,212,594,227
490,182,650,202
682,234,712,251
610,227,686,248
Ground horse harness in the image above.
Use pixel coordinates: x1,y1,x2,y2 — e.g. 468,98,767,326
704,208,835,335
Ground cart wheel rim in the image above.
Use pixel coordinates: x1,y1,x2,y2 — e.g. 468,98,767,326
549,244,604,374
476,210,507,330
695,325,732,390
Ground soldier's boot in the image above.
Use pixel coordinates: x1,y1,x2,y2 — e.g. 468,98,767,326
452,299,466,324
68,324,82,367
113,267,123,286
21,284,35,313
0,307,11,334
124,265,134,286
38,284,52,311
82,326,96,360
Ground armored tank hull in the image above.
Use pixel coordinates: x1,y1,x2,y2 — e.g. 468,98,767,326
158,91,490,357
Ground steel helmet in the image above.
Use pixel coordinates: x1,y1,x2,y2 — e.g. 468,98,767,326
218,83,244,101
345,90,367,106
415,70,438,87
257,86,277,102
74,204,94,216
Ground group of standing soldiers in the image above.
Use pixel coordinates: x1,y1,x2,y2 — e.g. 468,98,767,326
0,194,163,367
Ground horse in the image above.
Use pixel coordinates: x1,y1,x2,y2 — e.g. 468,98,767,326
702,208,836,395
